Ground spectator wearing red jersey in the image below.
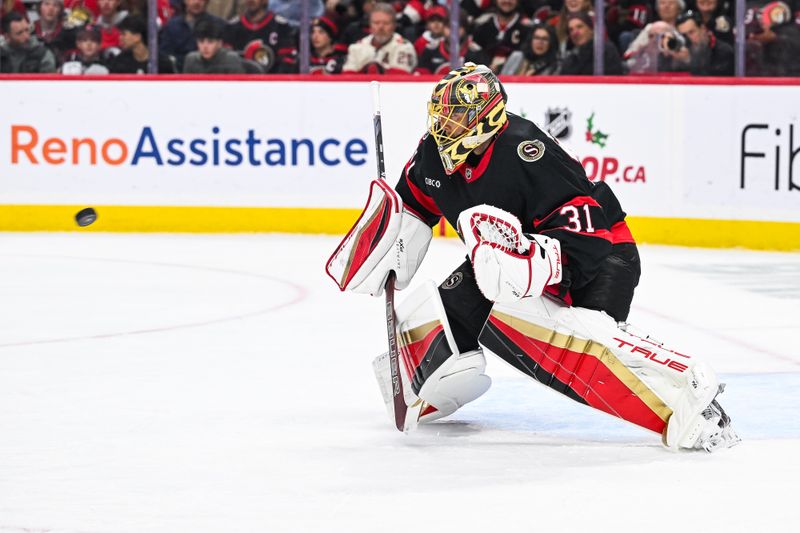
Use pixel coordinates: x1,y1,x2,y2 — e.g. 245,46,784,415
471,0,531,71
223,0,296,73
94,0,128,51
343,2,416,73
413,4,447,57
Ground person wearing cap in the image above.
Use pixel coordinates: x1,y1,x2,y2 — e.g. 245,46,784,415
413,4,447,57
183,18,246,73
560,10,625,74
60,24,110,74
223,0,296,73
108,15,176,73
342,2,417,73
1,11,57,72
282,14,348,74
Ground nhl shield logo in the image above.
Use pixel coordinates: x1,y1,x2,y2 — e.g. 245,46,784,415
517,140,545,162
545,107,572,140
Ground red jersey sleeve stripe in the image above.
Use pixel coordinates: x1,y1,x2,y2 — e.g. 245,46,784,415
540,227,613,243
405,175,442,217
610,221,636,244
533,195,601,228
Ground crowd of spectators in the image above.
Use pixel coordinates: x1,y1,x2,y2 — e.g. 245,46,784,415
1,0,799,76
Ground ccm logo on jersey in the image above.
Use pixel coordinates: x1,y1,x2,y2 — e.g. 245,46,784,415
517,140,545,162
612,337,689,373
425,177,441,188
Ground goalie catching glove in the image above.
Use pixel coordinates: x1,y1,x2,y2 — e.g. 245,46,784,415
326,179,432,297
458,205,562,303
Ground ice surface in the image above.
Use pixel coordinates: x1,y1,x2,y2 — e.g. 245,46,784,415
1,233,798,533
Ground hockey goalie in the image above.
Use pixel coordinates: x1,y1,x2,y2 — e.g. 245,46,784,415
325,63,739,452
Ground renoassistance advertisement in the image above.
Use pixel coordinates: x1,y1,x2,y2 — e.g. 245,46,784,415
1,79,798,248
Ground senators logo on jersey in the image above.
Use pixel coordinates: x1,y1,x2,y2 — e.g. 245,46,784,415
517,140,545,162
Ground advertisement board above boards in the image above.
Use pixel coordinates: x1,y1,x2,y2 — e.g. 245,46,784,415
0,78,798,247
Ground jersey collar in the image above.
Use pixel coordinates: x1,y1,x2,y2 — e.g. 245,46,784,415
457,121,509,183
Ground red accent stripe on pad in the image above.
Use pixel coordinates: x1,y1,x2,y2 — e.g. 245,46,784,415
488,315,667,434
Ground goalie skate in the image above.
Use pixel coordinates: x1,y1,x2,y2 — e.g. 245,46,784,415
672,384,741,452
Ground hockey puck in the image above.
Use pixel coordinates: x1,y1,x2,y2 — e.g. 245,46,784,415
75,207,97,227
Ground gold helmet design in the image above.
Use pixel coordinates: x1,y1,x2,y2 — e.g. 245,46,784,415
427,63,508,175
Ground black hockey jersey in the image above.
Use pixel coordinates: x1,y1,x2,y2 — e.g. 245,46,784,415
471,12,529,63
281,43,348,74
416,37,490,75
395,113,634,297
223,12,296,73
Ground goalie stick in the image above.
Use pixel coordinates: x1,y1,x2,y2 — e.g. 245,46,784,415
371,81,423,432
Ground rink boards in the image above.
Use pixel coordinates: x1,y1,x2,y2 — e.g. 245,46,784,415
0,76,798,250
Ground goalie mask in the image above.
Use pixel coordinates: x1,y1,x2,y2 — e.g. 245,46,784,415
427,63,508,175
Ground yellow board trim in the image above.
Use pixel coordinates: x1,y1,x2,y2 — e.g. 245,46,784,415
1,205,798,251
0,205,362,234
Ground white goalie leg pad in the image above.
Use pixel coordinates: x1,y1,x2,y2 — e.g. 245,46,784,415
326,179,432,297
372,280,491,427
458,204,562,303
486,297,737,451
